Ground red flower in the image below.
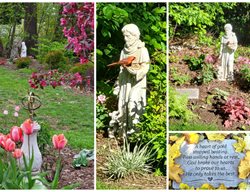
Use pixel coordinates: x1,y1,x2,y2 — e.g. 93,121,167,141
22,119,34,135
10,126,23,142
52,134,67,150
12,149,23,159
4,138,15,152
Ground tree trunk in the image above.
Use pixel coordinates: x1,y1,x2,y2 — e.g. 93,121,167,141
24,3,38,57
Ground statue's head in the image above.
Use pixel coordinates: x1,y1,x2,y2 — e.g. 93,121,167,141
122,24,140,47
21,42,26,47
224,23,233,35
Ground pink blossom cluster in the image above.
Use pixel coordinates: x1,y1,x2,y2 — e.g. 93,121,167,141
236,56,250,65
28,70,83,89
60,3,94,64
204,54,217,64
222,96,250,128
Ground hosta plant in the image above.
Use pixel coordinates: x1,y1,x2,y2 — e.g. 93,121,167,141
103,141,153,179
221,96,250,128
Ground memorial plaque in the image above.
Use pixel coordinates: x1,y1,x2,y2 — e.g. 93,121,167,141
176,88,199,99
173,139,246,189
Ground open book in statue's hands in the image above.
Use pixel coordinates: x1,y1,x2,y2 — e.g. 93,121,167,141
107,56,135,67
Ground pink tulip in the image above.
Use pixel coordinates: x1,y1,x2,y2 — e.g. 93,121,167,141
12,149,23,159
4,138,15,152
10,126,23,142
52,134,67,150
0,133,7,148
21,119,34,135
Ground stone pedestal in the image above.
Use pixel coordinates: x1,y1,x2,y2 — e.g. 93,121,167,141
20,121,42,175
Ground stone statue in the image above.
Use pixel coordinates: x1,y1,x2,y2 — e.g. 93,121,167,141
218,23,237,81
109,23,150,138
21,41,27,58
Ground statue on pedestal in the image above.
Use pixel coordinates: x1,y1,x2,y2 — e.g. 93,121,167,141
109,23,150,138
218,23,238,81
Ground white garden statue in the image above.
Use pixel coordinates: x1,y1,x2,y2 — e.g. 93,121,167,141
218,23,238,81
109,23,150,138
21,41,27,57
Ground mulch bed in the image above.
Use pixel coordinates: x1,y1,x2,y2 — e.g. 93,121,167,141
42,146,94,189
96,132,166,190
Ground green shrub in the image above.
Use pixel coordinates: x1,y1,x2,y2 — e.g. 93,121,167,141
103,142,153,179
196,64,215,84
240,65,250,83
15,57,32,69
69,62,94,76
45,50,67,70
171,67,190,85
169,86,196,123
32,38,76,64
132,58,166,175
184,54,205,71
96,102,110,130
37,121,52,155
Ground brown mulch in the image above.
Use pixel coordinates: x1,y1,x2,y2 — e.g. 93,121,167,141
42,146,94,189
170,42,250,131
96,132,166,190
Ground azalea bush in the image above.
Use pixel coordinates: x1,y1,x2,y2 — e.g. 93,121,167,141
28,70,82,89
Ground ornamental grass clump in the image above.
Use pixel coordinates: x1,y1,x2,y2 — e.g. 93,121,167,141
103,141,153,180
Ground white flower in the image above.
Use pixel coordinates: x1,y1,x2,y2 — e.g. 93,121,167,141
97,94,106,104
14,112,19,117
3,110,8,115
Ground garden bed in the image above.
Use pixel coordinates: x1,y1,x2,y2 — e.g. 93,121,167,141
170,41,250,131
96,132,166,190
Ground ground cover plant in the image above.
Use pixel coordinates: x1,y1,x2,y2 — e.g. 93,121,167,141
169,2,250,131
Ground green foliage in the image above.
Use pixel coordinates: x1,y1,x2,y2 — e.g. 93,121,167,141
184,54,205,71
169,86,196,123
171,67,190,85
44,50,67,70
32,38,75,64
69,62,94,76
241,65,250,82
0,150,36,189
196,64,215,84
103,141,153,179
169,3,236,39
37,121,51,155
97,3,166,81
72,153,88,168
170,120,219,131
15,57,32,69
240,65,250,88
96,103,110,130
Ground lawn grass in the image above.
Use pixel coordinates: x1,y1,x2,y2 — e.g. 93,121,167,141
169,119,219,131
0,66,94,150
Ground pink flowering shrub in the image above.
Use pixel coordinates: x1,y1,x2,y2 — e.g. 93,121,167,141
221,96,250,128
28,70,83,89
204,54,217,64
60,3,94,64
